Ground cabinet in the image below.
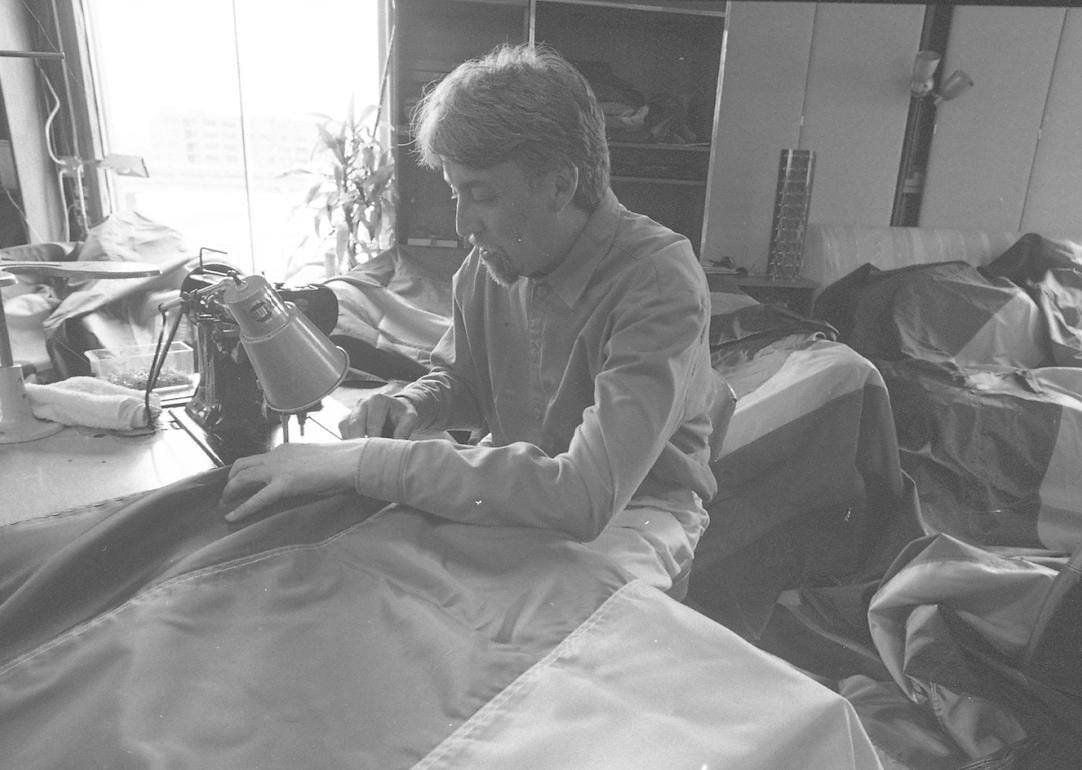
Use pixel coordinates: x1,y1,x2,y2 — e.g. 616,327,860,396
391,0,725,258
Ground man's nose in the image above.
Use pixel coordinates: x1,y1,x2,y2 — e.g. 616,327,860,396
455,198,482,240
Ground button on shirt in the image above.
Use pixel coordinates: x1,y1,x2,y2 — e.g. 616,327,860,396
353,189,718,542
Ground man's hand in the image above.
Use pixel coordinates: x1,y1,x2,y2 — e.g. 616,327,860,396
221,442,363,523
339,393,421,439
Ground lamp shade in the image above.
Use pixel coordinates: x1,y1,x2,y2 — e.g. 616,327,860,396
937,70,974,102
220,275,348,413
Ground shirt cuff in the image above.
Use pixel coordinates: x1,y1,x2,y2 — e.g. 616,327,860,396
354,437,412,502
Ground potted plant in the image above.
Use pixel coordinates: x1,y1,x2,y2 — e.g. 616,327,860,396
284,94,397,280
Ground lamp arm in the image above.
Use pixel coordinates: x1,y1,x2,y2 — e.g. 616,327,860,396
0,50,65,60
0,261,161,279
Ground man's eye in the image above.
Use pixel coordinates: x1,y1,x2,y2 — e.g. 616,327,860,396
450,189,494,203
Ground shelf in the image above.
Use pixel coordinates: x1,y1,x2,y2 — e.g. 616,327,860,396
446,0,527,6
705,272,819,316
611,175,706,186
609,141,711,152
538,0,726,17
610,142,711,183
393,0,724,255
733,274,818,290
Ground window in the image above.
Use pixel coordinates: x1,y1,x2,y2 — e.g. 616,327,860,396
83,0,385,280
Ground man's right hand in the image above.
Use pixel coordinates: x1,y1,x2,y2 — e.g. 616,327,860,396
339,393,421,439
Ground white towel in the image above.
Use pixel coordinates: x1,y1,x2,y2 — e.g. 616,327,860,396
25,376,161,431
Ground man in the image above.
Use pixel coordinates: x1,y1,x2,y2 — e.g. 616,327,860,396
221,43,723,597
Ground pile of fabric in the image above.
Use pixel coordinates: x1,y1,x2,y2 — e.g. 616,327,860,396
799,232,1082,768
0,211,192,383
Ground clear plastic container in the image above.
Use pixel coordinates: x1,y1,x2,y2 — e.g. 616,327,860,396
86,342,196,399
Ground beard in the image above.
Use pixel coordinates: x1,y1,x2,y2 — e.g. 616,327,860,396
478,247,521,287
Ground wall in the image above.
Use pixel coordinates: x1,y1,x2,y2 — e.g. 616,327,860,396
706,2,1082,278
704,1,924,274
0,0,64,242
921,5,1082,237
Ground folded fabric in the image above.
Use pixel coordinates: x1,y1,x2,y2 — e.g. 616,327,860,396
25,376,161,431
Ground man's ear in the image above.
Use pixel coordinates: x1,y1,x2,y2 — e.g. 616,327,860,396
551,165,579,212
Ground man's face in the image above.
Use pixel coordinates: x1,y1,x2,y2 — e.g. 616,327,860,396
442,159,563,286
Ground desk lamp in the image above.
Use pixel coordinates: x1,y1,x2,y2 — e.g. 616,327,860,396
216,274,348,441
0,260,161,443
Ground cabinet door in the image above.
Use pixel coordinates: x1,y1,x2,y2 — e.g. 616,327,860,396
920,5,1064,232
533,1,724,255
393,0,529,250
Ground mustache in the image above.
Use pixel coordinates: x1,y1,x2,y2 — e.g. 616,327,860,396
474,244,520,286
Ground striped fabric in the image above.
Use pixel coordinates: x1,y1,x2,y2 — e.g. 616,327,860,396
826,234,1082,555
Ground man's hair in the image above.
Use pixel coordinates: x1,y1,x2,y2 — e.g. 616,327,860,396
411,43,610,211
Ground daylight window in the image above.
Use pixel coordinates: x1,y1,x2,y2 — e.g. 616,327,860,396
83,0,384,280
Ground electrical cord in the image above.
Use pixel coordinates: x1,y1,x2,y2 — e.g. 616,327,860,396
37,62,73,241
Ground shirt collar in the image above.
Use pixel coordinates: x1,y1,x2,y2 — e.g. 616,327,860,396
531,188,620,308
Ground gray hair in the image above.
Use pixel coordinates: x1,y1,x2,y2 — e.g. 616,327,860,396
411,43,610,210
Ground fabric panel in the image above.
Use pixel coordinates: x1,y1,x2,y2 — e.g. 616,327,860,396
419,581,882,770
690,343,906,631
867,535,1065,763
0,275,58,371
845,261,1048,370
716,339,890,459
882,361,1082,550
0,468,386,665
984,232,1082,368
0,479,628,769
41,212,192,333
325,270,451,371
581,494,707,596
839,674,977,770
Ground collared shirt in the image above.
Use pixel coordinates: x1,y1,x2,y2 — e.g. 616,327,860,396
354,189,717,541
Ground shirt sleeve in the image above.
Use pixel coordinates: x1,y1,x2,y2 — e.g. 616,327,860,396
392,276,487,433
353,258,712,542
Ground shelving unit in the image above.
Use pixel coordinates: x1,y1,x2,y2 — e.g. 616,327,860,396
392,0,529,256
390,0,725,256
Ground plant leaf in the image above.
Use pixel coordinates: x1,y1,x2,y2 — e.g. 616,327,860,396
303,182,325,206
316,123,339,151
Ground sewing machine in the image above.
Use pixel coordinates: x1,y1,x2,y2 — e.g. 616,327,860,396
170,262,344,464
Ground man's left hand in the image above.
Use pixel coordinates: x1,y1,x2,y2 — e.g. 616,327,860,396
221,442,363,523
